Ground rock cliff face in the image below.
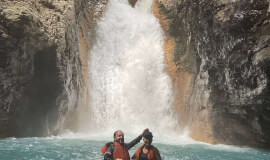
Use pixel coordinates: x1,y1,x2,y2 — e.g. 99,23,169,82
0,0,106,137
155,0,270,147
1,0,270,148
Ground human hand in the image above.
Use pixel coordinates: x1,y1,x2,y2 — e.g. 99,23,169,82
140,128,149,136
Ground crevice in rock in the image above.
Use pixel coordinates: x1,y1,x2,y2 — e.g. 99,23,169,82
12,46,60,137
39,0,56,10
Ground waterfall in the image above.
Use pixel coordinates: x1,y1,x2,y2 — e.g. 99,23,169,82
87,0,180,138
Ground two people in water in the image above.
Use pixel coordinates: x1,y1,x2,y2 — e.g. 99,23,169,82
101,128,161,160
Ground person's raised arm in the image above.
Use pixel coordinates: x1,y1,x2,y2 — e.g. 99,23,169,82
127,128,149,150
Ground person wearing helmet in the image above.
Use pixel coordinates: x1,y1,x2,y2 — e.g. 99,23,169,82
132,131,162,160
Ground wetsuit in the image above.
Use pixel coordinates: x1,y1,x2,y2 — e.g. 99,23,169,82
103,135,142,160
139,151,149,160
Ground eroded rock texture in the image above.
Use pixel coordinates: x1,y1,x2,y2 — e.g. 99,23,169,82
0,0,106,137
156,0,270,147
1,0,270,148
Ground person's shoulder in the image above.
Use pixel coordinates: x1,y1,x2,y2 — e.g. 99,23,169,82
106,142,114,145
138,145,143,149
133,145,143,152
151,145,162,159
151,145,160,152
106,142,114,148
101,142,114,154
105,142,114,149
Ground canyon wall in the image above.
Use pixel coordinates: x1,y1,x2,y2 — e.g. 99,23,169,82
1,0,270,148
155,0,270,147
0,0,106,137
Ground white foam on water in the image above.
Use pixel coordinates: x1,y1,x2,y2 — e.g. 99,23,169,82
202,143,258,153
57,129,196,145
56,131,258,154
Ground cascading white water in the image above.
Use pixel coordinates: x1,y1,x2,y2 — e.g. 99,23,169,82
87,0,181,140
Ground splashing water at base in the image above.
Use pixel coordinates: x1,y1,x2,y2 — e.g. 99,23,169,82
1,137,270,160
88,0,180,139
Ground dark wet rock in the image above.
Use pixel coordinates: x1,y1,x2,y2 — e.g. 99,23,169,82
0,0,107,137
157,0,270,147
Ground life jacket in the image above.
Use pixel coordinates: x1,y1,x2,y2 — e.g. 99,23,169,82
134,145,156,160
113,142,130,160
101,142,113,154
101,142,130,160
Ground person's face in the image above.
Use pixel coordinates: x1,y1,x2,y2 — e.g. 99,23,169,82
114,131,124,144
143,137,152,146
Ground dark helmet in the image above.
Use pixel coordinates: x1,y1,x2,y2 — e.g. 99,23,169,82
143,131,153,140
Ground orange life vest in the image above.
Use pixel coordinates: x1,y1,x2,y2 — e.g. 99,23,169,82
101,142,130,160
134,145,156,160
113,142,130,160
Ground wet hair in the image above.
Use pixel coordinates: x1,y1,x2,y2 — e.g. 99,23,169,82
143,131,153,140
113,130,123,138
113,130,119,138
